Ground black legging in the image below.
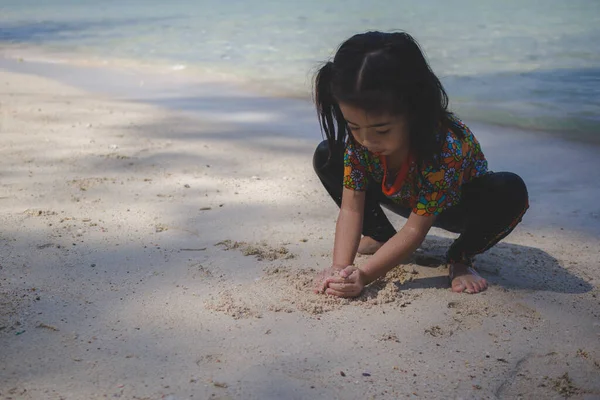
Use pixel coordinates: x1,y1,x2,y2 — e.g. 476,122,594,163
313,140,529,264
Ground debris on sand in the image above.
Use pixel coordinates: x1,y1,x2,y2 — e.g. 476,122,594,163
155,224,168,233
576,349,589,359
36,323,59,331
216,240,295,261
24,209,57,217
205,291,262,319
358,266,414,306
550,373,581,398
424,325,452,337
379,333,400,342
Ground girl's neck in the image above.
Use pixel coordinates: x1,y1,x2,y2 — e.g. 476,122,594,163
385,146,411,173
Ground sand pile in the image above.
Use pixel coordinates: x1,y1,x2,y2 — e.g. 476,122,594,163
206,241,419,318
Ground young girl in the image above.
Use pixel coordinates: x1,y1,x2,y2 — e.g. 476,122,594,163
312,31,529,297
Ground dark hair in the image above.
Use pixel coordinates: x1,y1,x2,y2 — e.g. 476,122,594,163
314,31,462,166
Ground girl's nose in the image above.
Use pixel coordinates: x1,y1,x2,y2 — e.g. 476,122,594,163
361,134,374,148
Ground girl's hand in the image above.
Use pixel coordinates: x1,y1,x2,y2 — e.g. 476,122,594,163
321,266,366,298
314,265,344,294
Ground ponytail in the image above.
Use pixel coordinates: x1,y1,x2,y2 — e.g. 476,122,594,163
314,62,347,158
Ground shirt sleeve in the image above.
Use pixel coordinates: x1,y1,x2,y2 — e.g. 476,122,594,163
413,135,464,216
343,140,369,191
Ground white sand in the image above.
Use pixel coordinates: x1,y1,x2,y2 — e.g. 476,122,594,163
1,65,599,400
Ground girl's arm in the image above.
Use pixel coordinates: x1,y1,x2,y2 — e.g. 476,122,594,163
360,212,436,284
331,187,365,268
315,187,365,294
323,212,436,297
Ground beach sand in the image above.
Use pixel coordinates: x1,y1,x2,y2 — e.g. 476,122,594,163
0,65,599,399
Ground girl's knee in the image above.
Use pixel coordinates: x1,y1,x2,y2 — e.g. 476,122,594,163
490,172,528,206
502,172,528,206
493,173,529,223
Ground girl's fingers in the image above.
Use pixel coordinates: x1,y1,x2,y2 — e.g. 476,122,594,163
338,265,354,278
314,274,328,293
318,278,330,294
315,267,359,294
325,276,353,285
326,269,358,284
327,282,357,292
325,288,359,298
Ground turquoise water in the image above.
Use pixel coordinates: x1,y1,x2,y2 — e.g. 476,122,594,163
1,0,599,138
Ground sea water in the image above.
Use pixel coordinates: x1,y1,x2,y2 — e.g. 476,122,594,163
1,0,599,140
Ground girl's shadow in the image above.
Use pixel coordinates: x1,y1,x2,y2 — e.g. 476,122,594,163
370,236,593,294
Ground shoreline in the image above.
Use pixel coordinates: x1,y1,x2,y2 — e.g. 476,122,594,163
1,43,599,145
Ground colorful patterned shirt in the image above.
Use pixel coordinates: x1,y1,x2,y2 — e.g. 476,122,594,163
343,119,488,216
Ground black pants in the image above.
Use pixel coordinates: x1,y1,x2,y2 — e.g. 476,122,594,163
313,140,529,264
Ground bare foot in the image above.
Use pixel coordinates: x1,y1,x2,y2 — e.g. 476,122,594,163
449,263,488,294
357,236,384,255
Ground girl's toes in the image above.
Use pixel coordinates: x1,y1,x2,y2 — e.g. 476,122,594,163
452,279,466,293
465,281,476,293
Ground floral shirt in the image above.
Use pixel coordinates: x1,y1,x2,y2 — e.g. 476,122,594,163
343,119,488,216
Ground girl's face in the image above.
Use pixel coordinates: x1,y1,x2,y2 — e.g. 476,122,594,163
339,102,410,158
